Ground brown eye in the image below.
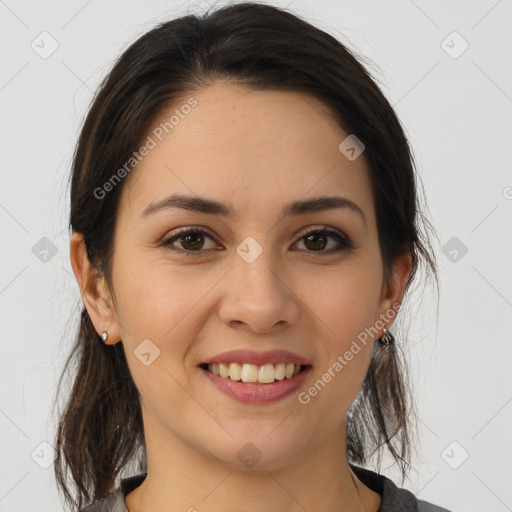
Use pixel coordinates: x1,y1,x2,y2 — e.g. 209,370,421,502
162,228,217,255
303,232,328,251
161,226,353,257
295,227,353,253
180,232,205,250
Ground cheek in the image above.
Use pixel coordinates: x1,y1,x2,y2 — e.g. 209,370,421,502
299,258,382,341
113,252,194,329
112,254,225,364
112,258,215,405
297,272,378,425
297,260,380,401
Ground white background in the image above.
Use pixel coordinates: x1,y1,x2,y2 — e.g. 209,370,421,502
1,1,511,511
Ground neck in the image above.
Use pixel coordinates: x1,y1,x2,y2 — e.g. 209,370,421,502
125,421,381,512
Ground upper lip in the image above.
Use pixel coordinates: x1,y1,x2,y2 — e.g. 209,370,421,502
200,349,312,367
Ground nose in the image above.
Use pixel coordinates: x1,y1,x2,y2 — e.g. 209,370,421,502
218,248,300,334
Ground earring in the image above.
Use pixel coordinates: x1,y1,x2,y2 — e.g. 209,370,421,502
101,331,108,344
378,327,394,346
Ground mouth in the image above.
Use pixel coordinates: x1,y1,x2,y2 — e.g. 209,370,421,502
198,362,312,385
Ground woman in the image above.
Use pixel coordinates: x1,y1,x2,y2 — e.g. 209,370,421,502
54,2,450,511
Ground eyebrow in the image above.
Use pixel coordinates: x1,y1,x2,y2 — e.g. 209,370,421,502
140,193,367,226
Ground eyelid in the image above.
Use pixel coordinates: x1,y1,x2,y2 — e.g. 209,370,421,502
294,225,354,252
161,226,219,255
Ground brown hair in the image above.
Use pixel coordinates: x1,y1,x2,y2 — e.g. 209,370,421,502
53,2,438,510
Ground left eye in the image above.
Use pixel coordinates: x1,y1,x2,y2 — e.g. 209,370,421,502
161,227,353,255
295,227,353,253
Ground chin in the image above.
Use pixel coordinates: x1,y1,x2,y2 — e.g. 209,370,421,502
204,433,308,472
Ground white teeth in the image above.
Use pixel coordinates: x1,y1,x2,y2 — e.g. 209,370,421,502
219,363,229,378
241,363,259,383
228,362,241,381
275,363,286,380
258,364,275,384
206,362,303,384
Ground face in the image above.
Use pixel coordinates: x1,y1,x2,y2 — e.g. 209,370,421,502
86,81,409,471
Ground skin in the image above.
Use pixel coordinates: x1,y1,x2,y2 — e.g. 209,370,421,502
70,81,412,512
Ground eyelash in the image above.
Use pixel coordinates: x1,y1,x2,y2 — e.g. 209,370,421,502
161,226,354,257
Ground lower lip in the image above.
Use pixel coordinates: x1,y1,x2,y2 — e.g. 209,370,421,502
199,366,312,404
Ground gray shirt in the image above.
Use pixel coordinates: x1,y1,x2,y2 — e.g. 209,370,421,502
80,463,452,512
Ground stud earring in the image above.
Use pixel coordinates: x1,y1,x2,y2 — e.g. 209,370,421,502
101,331,108,344
378,327,394,346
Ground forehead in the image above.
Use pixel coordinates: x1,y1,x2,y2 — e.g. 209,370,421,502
120,81,375,226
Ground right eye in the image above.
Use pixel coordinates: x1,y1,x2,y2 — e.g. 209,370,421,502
161,228,219,255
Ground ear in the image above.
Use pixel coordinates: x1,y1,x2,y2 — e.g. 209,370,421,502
376,251,413,336
69,231,121,345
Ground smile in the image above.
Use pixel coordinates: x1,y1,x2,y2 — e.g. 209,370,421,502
200,362,309,384
199,363,312,404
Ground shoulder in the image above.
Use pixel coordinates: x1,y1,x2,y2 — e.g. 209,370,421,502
350,463,452,512
79,473,147,512
80,489,126,512
79,469,452,512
